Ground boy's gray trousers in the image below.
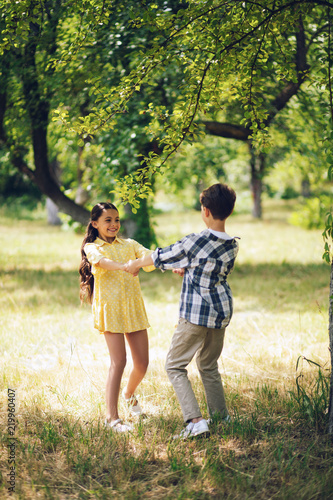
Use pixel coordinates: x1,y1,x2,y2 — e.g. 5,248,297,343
165,317,229,422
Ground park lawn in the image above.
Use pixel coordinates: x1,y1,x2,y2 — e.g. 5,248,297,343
0,198,332,499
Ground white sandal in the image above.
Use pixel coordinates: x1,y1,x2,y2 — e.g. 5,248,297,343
122,389,143,416
104,418,132,433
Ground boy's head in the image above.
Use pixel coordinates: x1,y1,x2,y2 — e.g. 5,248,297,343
200,183,236,221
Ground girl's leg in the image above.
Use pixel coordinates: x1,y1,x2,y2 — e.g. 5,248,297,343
104,332,127,422
123,329,149,398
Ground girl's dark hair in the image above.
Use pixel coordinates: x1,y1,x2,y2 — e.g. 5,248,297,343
79,202,118,303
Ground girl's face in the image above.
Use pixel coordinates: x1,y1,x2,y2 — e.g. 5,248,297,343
92,209,120,243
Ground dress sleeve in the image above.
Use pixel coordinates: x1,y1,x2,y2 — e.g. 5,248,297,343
84,243,105,265
132,240,155,273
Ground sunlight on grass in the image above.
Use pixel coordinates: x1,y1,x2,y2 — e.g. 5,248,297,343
0,199,332,499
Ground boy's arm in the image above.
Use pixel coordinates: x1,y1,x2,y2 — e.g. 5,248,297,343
152,240,189,270
126,238,189,275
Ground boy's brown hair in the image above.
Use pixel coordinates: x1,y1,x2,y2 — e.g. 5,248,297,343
200,183,236,221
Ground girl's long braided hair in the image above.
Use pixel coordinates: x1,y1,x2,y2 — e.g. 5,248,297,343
79,202,118,303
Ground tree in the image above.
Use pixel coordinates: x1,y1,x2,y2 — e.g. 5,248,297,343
2,0,333,430
0,1,93,223
0,0,183,243
54,0,333,432
200,13,312,216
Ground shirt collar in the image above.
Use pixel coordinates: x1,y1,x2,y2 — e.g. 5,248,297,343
203,228,238,241
94,236,124,246
208,228,233,240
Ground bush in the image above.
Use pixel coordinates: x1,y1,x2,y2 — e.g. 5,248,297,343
288,195,332,229
0,194,45,220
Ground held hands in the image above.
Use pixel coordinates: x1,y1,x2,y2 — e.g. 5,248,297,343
172,268,185,277
123,260,185,277
124,259,141,277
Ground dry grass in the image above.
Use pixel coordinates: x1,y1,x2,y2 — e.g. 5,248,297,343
0,198,332,499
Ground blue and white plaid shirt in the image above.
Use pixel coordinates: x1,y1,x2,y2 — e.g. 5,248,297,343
152,229,239,329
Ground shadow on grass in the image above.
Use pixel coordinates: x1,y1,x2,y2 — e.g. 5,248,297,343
0,268,81,308
3,395,333,500
0,260,329,312
141,261,329,313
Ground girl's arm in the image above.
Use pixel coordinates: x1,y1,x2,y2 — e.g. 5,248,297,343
84,243,126,271
97,258,126,271
126,254,154,275
132,241,155,272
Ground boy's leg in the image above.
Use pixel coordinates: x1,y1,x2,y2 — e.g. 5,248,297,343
196,327,229,419
165,318,207,422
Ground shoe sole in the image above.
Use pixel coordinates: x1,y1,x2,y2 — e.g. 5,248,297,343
191,430,210,438
130,408,143,416
174,430,210,439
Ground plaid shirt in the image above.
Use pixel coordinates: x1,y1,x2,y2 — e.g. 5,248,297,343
152,229,239,329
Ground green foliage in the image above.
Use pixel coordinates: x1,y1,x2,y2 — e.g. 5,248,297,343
1,0,333,251
289,195,332,230
0,157,41,200
0,194,43,219
125,197,158,247
267,89,332,190
321,118,333,264
323,210,333,264
164,136,250,202
44,0,333,207
289,356,330,428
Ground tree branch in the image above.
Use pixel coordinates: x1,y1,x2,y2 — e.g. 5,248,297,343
202,121,251,140
265,15,310,125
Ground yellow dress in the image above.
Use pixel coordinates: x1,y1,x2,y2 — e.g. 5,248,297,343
84,236,155,334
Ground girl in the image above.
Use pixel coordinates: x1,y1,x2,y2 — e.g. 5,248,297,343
79,202,155,432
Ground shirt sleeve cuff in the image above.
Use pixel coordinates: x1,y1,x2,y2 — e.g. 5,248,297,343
151,248,165,270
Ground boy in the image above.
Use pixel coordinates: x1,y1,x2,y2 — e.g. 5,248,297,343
126,183,239,438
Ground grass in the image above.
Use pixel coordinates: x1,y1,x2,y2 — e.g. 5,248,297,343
0,198,332,499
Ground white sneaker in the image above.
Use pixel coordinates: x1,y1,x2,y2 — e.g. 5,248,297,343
174,419,210,439
122,390,143,416
207,414,231,425
104,418,132,433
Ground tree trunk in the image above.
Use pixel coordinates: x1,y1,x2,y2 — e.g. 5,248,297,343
123,203,138,239
19,33,90,225
75,142,90,206
46,198,62,225
251,176,262,219
11,145,91,224
29,120,90,224
249,146,265,219
0,13,90,226
122,199,156,248
328,261,333,435
301,177,311,198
